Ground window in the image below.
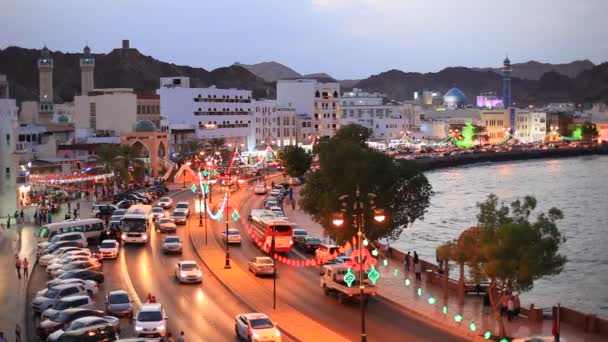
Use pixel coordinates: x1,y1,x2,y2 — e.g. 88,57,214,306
89,102,97,130
315,91,320,98
6,134,9,146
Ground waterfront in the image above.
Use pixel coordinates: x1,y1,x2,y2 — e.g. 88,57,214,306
397,155,608,318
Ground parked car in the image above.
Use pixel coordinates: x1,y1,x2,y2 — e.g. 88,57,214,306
49,270,104,286
38,232,88,252
155,218,177,233
39,241,85,257
32,284,90,314
36,279,98,298
41,249,91,267
47,316,120,342
254,184,267,195
162,236,183,254
46,256,97,274
54,323,118,341
248,256,275,277
222,228,242,244
234,313,281,342
115,199,133,209
171,211,187,225
98,239,120,259
175,261,203,283
51,260,102,278
41,295,96,320
36,308,104,340
105,290,134,317
292,229,308,246
134,303,168,337
92,204,118,218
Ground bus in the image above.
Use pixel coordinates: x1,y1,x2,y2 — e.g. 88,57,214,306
121,204,153,244
36,218,105,244
248,209,294,253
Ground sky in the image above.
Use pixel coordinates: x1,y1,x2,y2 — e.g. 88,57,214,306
1,0,607,80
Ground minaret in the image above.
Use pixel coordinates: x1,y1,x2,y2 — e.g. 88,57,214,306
502,56,512,108
80,45,95,95
0,74,8,98
38,46,54,121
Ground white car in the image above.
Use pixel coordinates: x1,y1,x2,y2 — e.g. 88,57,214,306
37,232,88,252
46,255,95,274
36,279,98,298
175,261,202,283
41,295,96,320
254,184,267,195
98,239,120,259
171,210,188,225
39,248,90,266
134,303,168,337
174,202,190,216
248,257,275,277
512,337,567,342
222,228,242,244
151,206,165,219
269,206,284,217
270,189,282,199
162,236,183,254
110,209,127,221
32,284,89,313
50,260,102,278
157,197,174,209
47,315,120,342
234,313,281,342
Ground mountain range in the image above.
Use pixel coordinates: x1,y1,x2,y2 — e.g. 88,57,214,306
1,46,606,107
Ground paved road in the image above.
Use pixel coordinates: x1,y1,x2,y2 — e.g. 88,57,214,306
202,184,465,342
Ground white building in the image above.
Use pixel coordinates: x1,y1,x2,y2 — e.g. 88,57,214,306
514,110,547,142
157,81,254,149
74,88,138,135
252,99,297,148
0,95,19,177
419,108,482,140
340,89,408,142
277,79,341,138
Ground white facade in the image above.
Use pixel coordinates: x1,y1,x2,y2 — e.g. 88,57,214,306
277,79,341,138
157,83,254,148
74,88,137,135
514,110,547,142
53,103,75,123
0,98,18,177
160,77,190,89
252,99,297,148
340,89,409,142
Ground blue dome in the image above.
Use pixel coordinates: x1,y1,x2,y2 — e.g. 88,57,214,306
443,88,467,107
134,120,156,132
57,114,69,123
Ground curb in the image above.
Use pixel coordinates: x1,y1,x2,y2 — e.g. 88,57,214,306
187,217,302,342
23,256,38,342
377,295,487,341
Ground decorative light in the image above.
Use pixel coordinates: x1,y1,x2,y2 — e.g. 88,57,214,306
382,259,388,267
405,278,411,287
367,265,379,285
374,209,386,222
371,249,379,257
363,239,369,246
499,338,508,342
454,314,463,323
190,184,197,193
469,322,477,332
442,306,448,314
344,268,356,287
393,269,399,276
332,213,344,226
483,331,492,339
417,288,422,296
231,209,240,222
427,296,436,305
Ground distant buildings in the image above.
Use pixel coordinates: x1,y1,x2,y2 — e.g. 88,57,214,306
74,88,138,135
0,74,18,178
514,110,547,142
476,93,503,109
252,99,297,148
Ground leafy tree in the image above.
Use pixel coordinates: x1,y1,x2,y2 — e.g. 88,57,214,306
444,194,567,338
299,127,432,243
207,137,226,151
179,139,205,157
94,144,120,172
278,146,312,178
580,121,598,143
333,123,372,146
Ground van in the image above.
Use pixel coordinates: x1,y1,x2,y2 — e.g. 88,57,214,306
36,219,105,244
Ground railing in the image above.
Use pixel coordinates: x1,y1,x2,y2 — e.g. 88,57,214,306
159,158,177,182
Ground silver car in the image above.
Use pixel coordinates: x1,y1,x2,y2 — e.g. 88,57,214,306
248,257,275,277
162,236,183,254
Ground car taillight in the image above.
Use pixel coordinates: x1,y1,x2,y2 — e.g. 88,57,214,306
290,240,293,245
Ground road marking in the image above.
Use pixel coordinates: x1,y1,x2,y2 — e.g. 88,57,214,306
119,248,142,307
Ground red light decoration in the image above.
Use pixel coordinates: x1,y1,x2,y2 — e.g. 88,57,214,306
345,249,377,272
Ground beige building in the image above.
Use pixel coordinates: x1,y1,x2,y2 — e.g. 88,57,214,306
252,99,297,147
74,88,137,135
137,94,161,127
480,109,510,143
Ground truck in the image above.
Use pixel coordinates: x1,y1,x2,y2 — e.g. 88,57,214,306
320,264,377,304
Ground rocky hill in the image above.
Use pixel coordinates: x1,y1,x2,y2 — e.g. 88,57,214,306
0,46,274,104
473,60,594,80
234,61,301,82
353,63,608,106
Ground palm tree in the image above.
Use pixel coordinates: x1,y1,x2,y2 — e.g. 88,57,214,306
93,144,120,172
208,137,226,151
115,145,145,182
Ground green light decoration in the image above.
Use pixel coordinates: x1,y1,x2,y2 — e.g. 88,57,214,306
455,121,476,148
417,288,422,296
190,184,197,193
405,278,411,287
231,209,240,222
215,212,223,222
483,331,492,340
213,170,218,176
203,183,209,194
363,239,369,246
442,306,448,314
393,269,399,277
202,169,209,177
499,339,508,342
367,265,380,285
469,322,477,332
572,127,582,140
371,249,379,257
383,259,388,267
427,296,436,305
454,314,463,323
344,268,356,287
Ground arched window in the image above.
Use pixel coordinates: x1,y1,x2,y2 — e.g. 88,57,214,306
333,91,338,98
315,91,320,98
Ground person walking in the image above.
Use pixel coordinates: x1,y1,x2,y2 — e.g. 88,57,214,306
15,254,21,279
507,295,515,321
22,257,29,279
0,331,7,342
404,251,411,272
414,259,422,282
176,331,185,342
67,200,71,212
6,215,10,230
73,208,78,219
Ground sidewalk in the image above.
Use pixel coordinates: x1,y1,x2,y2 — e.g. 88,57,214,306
187,214,349,342
283,187,602,342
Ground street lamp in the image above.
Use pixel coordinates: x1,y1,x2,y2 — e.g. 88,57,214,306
333,187,385,342
224,168,232,269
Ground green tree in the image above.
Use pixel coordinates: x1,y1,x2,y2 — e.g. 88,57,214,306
94,144,120,172
179,139,205,157
580,121,598,143
456,194,567,338
333,123,372,146
115,145,144,182
299,127,432,243
278,146,312,178
207,137,226,151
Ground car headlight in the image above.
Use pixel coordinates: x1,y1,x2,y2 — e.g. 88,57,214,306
135,326,143,331
252,332,261,339
275,329,281,337
180,272,187,278
158,324,166,331
121,233,127,240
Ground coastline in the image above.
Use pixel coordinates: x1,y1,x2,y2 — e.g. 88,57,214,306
410,145,608,171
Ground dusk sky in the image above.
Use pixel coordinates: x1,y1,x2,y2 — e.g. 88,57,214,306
1,0,606,80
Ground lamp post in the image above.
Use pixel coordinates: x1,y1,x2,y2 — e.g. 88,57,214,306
333,187,385,342
183,161,191,188
224,168,231,269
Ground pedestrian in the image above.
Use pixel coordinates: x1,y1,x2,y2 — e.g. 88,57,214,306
0,331,6,342
73,208,78,219
20,209,24,221
413,251,419,264
67,200,71,212
384,239,392,257
6,215,10,229
404,251,411,272
15,254,21,279
151,296,157,303
65,213,70,220
47,212,52,224
22,257,29,279
13,210,18,219
513,292,521,316
166,332,174,342
176,331,185,342
507,295,515,321
414,259,422,282
146,293,153,303
77,201,81,211
500,292,510,316
436,257,444,274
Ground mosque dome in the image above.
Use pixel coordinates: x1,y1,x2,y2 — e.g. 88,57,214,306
57,114,69,123
134,120,156,132
443,88,467,107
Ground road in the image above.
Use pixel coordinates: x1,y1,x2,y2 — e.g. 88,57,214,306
201,182,465,342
